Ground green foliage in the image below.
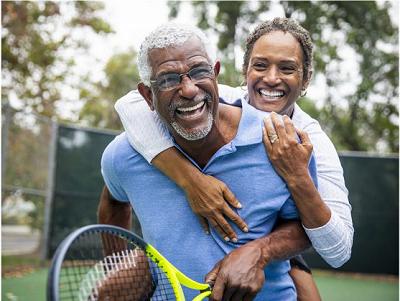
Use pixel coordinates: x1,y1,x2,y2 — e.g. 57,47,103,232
78,50,140,130
169,1,398,153
2,1,112,118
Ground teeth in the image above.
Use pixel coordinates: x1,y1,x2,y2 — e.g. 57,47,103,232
260,89,284,97
177,102,204,113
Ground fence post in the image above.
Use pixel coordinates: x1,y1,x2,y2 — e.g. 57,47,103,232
40,119,58,262
2,103,11,190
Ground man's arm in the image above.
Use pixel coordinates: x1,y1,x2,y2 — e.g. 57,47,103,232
98,185,132,230
97,186,132,257
206,220,310,301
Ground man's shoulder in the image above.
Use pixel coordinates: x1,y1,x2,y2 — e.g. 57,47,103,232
102,132,143,167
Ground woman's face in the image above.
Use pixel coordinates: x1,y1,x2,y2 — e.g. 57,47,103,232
246,31,306,116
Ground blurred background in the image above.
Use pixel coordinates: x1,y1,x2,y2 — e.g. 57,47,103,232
1,1,399,300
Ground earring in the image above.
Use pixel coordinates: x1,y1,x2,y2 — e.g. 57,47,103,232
300,90,307,97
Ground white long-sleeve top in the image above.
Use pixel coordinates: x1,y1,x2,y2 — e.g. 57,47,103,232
114,84,354,268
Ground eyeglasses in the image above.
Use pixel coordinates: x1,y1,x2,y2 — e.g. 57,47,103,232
150,64,215,91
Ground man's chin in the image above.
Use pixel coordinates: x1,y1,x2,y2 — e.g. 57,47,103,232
171,116,213,141
172,124,211,141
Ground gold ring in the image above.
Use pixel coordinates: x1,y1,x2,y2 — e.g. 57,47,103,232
268,133,279,144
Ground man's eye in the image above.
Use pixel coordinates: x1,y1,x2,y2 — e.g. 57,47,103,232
190,67,211,79
158,74,179,87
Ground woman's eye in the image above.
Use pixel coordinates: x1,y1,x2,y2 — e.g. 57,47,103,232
253,63,266,70
280,66,297,74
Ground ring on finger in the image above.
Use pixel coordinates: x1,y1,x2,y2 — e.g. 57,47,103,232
268,133,279,144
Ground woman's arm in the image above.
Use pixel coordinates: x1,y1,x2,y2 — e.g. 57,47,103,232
263,111,353,268
114,90,248,241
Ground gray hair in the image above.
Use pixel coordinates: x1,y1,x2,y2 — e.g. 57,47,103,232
137,23,216,86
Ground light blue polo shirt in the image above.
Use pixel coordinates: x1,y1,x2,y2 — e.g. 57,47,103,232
101,99,318,300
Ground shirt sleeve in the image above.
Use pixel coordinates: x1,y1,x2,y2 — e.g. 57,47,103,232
218,84,246,106
101,137,129,202
294,107,354,268
114,90,174,163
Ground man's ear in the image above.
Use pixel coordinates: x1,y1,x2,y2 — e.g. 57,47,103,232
213,60,221,77
138,83,155,111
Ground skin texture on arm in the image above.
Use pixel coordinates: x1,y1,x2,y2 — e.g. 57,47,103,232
97,186,132,230
152,146,248,242
263,112,331,228
205,220,311,301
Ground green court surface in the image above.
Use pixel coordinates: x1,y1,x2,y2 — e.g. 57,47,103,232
2,268,398,301
313,270,399,301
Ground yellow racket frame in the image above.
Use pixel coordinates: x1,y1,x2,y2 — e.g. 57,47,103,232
145,244,211,301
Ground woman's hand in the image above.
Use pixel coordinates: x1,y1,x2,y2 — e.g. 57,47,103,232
262,112,313,185
152,148,248,242
183,173,248,242
263,112,331,228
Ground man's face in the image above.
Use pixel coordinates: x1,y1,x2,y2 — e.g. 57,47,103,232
145,37,219,141
246,31,305,116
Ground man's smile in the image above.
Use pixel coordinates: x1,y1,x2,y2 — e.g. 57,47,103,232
175,100,207,119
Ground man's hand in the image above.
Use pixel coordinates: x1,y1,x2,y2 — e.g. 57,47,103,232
205,240,267,301
183,174,248,242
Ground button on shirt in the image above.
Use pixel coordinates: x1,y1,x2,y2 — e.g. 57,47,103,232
101,99,318,300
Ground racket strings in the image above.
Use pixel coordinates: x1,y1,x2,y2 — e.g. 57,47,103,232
58,230,177,300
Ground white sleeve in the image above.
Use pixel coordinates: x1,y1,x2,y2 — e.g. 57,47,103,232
114,90,174,163
217,84,247,105
294,110,354,268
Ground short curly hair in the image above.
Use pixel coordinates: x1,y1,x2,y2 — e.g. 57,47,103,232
137,22,216,86
243,18,313,84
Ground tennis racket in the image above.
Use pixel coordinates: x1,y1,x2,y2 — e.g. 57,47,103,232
47,224,211,301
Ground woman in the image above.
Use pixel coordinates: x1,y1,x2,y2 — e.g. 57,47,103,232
115,18,353,300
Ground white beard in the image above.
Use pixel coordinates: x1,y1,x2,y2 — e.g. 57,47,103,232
171,111,213,141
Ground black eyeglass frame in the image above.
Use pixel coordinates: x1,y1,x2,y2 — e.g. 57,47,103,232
149,64,215,91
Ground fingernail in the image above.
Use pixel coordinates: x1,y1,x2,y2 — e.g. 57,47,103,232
224,236,230,242
243,227,249,232
232,238,238,243
237,202,242,208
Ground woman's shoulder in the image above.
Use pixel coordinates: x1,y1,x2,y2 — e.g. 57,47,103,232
292,104,322,132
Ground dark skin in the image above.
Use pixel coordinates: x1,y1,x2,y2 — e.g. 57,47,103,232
100,37,312,300
145,31,327,300
98,187,311,301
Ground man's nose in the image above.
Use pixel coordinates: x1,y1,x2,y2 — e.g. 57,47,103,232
178,75,199,99
263,65,282,85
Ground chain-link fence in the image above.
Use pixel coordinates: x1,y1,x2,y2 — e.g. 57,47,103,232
2,103,54,256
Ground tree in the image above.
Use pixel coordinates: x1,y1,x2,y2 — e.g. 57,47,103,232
168,0,398,153
2,1,113,119
78,49,141,130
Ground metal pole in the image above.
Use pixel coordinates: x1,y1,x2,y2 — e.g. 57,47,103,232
40,119,58,262
2,103,11,191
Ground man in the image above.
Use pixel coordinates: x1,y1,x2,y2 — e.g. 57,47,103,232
99,23,317,300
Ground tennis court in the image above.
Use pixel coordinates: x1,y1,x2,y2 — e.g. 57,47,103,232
2,264,398,301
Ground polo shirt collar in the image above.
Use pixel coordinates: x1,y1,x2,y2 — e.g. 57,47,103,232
232,96,268,147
